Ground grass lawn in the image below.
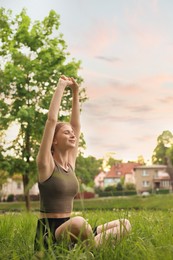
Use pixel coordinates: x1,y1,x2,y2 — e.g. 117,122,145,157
1,194,173,259
1,193,173,212
0,209,173,259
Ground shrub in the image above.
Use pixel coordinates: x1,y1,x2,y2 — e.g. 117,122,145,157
157,189,169,194
94,186,104,194
15,194,24,201
7,194,15,202
98,190,137,197
116,182,123,191
104,185,116,192
125,183,136,190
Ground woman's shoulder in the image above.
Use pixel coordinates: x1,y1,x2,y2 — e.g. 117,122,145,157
37,159,56,183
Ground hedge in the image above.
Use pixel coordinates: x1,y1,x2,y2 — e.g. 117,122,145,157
98,190,137,197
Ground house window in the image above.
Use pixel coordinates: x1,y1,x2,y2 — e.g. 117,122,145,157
154,171,159,178
142,181,150,187
161,181,169,188
142,170,149,176
17,182,22,189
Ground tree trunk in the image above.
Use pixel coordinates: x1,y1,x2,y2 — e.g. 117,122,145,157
165,156,173,193
23,123,31,211
23,173,31,211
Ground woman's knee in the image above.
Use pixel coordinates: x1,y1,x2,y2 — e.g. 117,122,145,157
121,218,131,233
71,216,92,236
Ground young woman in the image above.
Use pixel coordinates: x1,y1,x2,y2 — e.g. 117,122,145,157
34,75,131,252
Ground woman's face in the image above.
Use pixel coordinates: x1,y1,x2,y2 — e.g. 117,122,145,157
54,124,76,150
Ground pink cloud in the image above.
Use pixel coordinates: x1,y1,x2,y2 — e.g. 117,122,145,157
68,20,118,58
124,1,163,48
139,74,173,88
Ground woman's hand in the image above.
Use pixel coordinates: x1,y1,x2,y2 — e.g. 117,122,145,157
70,77,79,92
58,75,72,87
59,75,79,91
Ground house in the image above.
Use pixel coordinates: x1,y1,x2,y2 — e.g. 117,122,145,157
134,165,170,194
104,162,141,187
94,171,107,188
0,174,39,201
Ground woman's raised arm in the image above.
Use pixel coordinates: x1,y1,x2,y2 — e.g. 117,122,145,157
37,76,73,180
68,78,81,168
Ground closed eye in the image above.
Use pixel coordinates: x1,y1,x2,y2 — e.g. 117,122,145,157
64,130,75,135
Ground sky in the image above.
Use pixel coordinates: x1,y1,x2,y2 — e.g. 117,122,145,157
1,0,173,162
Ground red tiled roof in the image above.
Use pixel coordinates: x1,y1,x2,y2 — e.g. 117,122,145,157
105,162,141,178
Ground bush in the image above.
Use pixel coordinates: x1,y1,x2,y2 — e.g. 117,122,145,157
98,190,137,197
116,182,123,191
15,194,24,201
7,194,15,202
104,185,116,192
156,189,170,194
125,183,136,190
94,186,103,194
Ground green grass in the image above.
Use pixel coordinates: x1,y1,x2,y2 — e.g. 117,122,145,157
1,209,173,259
1,195,173,259
74,193,173,211
1,193,173,212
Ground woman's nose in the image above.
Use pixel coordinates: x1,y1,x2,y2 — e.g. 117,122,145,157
71,133,76,139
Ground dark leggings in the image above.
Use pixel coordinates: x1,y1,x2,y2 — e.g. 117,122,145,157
34,217,98,251
34,217,70,251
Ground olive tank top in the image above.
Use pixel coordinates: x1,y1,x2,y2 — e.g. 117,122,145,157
38,163,79,213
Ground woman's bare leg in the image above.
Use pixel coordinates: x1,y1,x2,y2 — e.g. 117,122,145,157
55,216,94,243
94,219,131,246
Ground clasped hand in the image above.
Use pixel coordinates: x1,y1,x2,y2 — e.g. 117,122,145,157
59,75,79,91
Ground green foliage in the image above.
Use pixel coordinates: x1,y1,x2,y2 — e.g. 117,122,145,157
152,130,173,164
104,185,116,192
106,156,122,168
0,7,87,208
75,153,103,186
166,145,173,165
98,190,137,197
137,155,145,164
7,194,15,202
125,183,136,190
0,170,8,190
116,182,123,191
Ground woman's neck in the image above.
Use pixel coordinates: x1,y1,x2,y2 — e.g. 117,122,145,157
53,152,69,170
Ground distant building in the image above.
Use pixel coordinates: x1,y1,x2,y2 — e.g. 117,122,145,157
134,165,170,193
104,162,141,187
0,175,39,201
94,171,107,188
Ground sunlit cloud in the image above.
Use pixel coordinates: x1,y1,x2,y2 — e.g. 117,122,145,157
95,56,121,63
159,96,173,103
126,105,153,113
2,0,173,161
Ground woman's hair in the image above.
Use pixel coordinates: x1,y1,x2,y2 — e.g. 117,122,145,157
51,122,69,154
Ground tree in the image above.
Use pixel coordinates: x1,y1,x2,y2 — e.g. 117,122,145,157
137,155,145,165
102,152,122,170
152,130,173,164
75,154,103,186
106,157,122,168
166,144,173,165
0,132,10,191
0,8,87,210
165,156,173,192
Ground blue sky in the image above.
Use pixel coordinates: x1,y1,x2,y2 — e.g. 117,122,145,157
1,0,173,162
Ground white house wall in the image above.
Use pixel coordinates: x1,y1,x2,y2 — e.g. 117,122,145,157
1,178,39,200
